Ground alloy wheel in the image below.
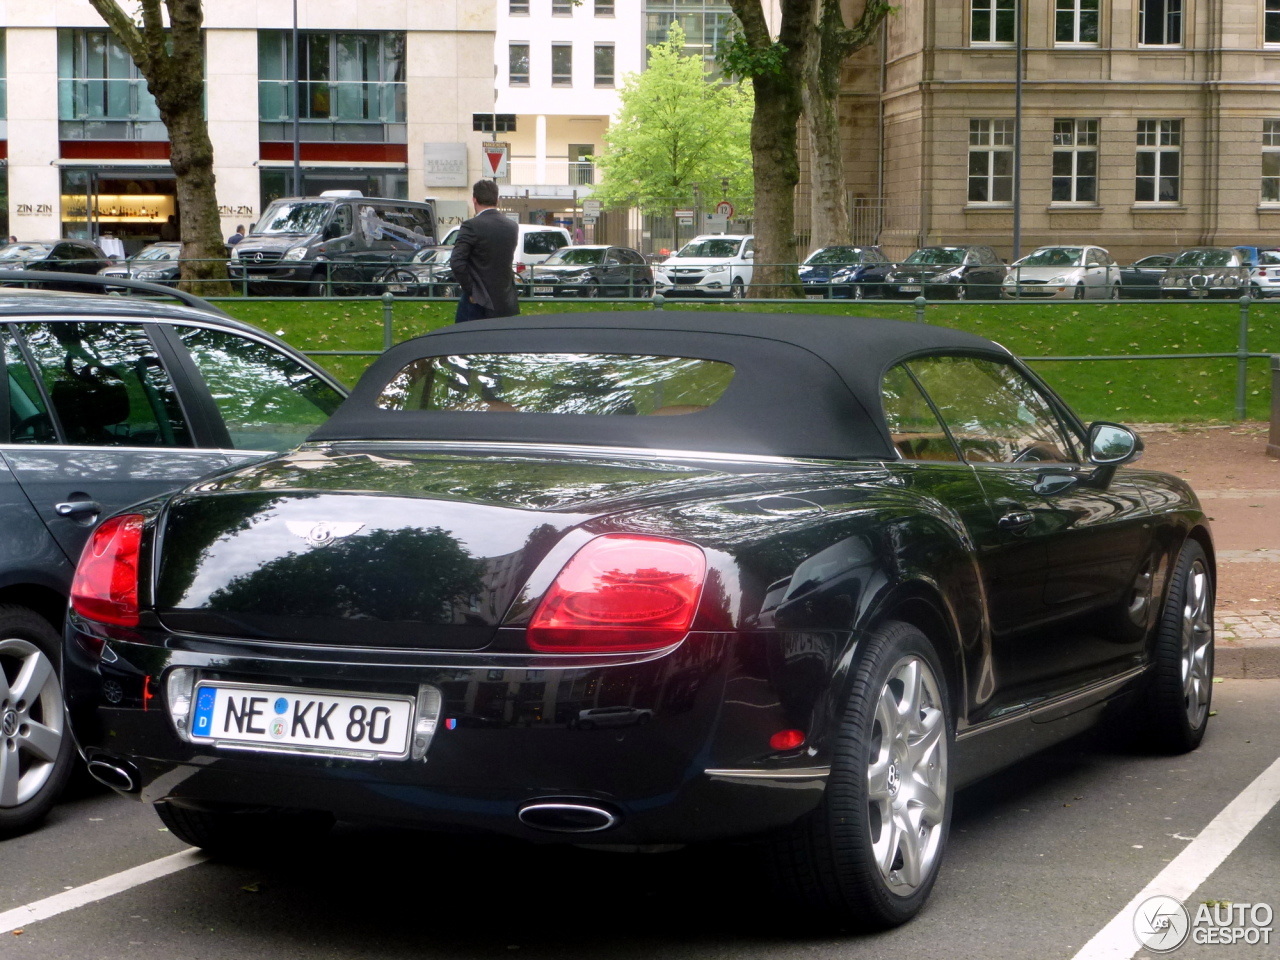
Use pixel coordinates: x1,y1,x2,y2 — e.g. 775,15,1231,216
865,655,948,896
1180,559,1213,731
0,638,65,810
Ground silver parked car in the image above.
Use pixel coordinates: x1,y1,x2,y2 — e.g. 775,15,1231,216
1002,245,1121,300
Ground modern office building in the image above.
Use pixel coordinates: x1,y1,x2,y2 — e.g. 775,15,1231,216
835,0,1280,260
1,1,495,252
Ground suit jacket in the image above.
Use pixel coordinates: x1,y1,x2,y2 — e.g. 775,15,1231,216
449,208,520,317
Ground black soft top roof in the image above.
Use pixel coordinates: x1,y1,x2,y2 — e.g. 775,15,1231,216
311,311,1011,460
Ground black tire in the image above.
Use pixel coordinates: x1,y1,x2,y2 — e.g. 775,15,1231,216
730,278,746,299
1249,283,1263,299
953,283,966,301
0,605,75,837
155,801,334,858
1109,283,1121,300
766,621,952,929
306,270,329,298
583,280,601,298
1073,283,1086,300
852,283,866,301
1143,540,1214,753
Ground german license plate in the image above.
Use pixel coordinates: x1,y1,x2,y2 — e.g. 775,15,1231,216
190,682,414,759
900,285,922,293
249,273,273,280
533,286,553,294
1190,290,1207,297
805,293,824,299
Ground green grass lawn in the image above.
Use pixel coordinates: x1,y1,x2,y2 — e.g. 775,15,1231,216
215,296,1279,423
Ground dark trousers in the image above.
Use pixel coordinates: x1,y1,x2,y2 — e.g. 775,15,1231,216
455,295,520,323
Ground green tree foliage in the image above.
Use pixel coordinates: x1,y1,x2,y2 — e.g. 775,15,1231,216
594,24,754,216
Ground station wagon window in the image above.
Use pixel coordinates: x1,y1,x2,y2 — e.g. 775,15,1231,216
881,364,959,462
175,326,343,451
15,322,191,447
905,356,1077,464
3,327,55,443
376,353,734,416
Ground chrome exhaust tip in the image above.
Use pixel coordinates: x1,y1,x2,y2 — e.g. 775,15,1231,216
86,759,138,793
518,801,620,833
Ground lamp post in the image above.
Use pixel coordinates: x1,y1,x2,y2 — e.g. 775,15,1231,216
292,0,301,195
1012,0,1024,260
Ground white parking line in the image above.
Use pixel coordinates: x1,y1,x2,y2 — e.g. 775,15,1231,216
1071,755,1280,960
0,847,206,934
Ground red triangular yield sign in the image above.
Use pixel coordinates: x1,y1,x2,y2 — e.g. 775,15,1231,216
485,150,504,175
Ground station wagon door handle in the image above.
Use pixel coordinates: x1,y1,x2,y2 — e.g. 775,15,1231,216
55,500,102,518
997,510,1035,531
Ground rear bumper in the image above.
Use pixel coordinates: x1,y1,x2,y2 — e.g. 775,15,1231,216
64,624,835,843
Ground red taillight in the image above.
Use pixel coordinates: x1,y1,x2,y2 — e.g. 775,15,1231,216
71,514,145,626
515,262,527,273
770,729,805,751
528,534,706,653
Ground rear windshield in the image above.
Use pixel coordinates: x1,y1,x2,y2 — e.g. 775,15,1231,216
905,248,965,265
135,245,178,261
0,243,53,260
253,201,330,236
375,353,734,416
1173,249,1235,268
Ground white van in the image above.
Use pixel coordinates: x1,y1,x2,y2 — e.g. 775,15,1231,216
655,234,754,298
438,222,571,272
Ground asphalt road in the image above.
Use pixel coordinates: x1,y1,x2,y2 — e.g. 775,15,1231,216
2,680,1277,960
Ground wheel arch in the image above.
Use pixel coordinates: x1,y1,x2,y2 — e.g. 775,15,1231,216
0,583,68,634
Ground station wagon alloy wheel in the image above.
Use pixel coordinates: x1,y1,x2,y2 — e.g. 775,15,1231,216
867,655,948,897
0,606,74,835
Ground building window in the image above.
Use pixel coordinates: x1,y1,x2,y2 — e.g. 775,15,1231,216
1268,0,1280,44
551,44,572,86
595,0,616,14
509,44,530,85
552,0,573,14
968,119,1015,203
569,144,595,185
57,29,166,140
1051,119,1098,203
594,44,615,86
1139,1,1181,45
473,114,517,133
1055,0,1099,44
510,0,529,14
1263,121,1280,203
1136,119,1181,203
645,0,737,69
971,0,1015,44
258,31,406,142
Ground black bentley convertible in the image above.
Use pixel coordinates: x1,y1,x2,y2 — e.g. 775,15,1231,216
63,313,1214,929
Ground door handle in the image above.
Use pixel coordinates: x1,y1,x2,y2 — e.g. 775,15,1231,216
998,510,1035,531
55,500,102,518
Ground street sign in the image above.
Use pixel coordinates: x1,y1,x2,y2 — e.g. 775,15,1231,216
582,199,602,216
481,142,509,178
703,213,728,233
715,201,735,218
674,208,695,218
583,216,598,224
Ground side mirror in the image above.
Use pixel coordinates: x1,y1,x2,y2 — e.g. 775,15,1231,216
743,250,754,260
1085,421,1143,487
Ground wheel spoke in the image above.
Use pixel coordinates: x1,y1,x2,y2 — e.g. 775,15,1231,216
876,811,903,877
20,719,61,764
913,783,946,826
12,650,53,706
894,809,924,888
0,744,18,807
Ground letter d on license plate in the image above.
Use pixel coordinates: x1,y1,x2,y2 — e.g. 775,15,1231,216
190,682,414,759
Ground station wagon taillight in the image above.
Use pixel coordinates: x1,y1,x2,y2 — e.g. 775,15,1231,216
71,514,145,626
528,535,706,653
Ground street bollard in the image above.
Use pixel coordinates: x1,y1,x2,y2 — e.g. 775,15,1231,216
382,292,395,350
914,296,926,323
652,293,665,311
1237,295,1250,421
1269,355,1280,458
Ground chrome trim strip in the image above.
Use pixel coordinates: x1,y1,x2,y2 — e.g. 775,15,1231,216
704,766,831,782
956,666,1145,742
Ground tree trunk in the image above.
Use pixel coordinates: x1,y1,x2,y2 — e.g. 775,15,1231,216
802,15,850,250
748,70,804,298
88,0,230,296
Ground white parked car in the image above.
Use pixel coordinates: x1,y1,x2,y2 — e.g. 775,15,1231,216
1002,244,1121,300
655,234,754,298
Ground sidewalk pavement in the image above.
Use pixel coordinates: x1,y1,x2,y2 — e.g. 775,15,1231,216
1215,609,1280,679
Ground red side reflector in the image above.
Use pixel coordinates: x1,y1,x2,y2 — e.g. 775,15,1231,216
71,514,145,626
770,729,805,751
528,534,706,653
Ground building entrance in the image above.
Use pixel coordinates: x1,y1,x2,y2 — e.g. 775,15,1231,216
60,167,178,256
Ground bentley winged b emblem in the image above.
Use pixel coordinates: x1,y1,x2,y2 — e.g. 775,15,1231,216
285,521,365,547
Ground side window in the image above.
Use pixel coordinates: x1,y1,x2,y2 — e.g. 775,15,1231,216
523,232,565,255
175,326,344,451
329,204,354,238
906,355,1078,464
881,364,959,462
3,326,56,444
48,244,72,261
15,322,192,447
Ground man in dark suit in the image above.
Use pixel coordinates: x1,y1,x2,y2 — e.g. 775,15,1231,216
449,179,519,322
